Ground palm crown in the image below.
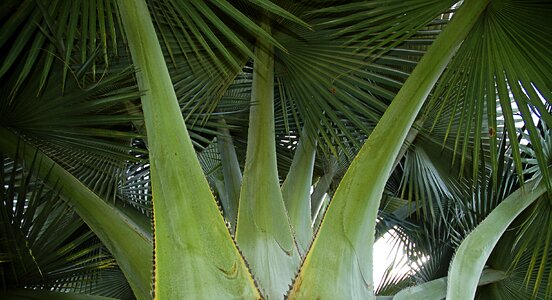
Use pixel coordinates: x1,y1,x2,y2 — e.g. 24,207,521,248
1,0,551,299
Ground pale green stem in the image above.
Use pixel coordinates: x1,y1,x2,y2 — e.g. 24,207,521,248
288,1,490,299
394,269,507,300
0,127,152,300
216,120,242,231
235,22,300,299
310,155,338,219
447,178,547,300
281,127,316,255
117,0,259,298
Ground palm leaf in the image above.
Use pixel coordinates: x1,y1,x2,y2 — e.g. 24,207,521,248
288,1,490,297
447,176,548,299
0,151,132,299
1,64,147,209
426,0,552,189
0,127,152,299
0,0,126,97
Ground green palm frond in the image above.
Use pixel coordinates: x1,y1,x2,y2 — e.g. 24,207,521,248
148,0,311,122
2,1,550,299
388,199,457,283
151,0,453,160
313,0,456,52
478,250,551,300
399,145,455,222
1,57,147,205
508,126,552,299
0,151,131,299
196,138,223,185
478,141,550,300
426,0,552,189
473,191,551,300
0,0,127,97
272,3,451,156
154,0,304,71
521,124,552,182
381,130,521,297
402,126,551,299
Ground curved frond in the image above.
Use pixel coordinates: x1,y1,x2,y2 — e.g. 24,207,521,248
0,0,126,97
0,152,132,299
426,0,552,188
1,62,146,205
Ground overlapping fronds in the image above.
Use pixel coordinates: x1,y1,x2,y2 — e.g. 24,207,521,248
0,0,127,98
1,62,145,204
1,0,143,208
426,0,552,189
272,1,453,156
508,127,552,299
1,0,550,299
391,127,550,299
0,152,131,299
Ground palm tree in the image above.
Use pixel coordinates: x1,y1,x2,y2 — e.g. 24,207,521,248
1,0,550,299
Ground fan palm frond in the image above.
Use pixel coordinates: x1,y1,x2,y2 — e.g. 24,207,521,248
426,0,552,189
0,150,132,299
